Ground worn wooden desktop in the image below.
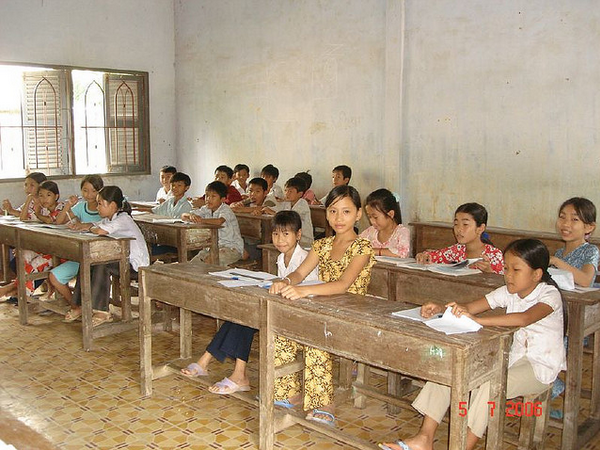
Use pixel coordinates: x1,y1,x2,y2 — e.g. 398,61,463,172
259,292,513,450
309,205,333,237
12,223,134,351
133,213,221,264
234,212,274,244
138,262,268,396
370,260,600,450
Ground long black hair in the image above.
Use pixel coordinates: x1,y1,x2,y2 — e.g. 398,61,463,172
365,188,402,224
97,186,131,215
455,202,493,246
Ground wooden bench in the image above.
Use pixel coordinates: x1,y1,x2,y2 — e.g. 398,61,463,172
309,205,333,237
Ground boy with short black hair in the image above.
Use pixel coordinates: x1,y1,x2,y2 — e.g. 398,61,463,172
261,164,284,204
319,164,352,204
182,181,244,266
156,165,177,203
191,165,243,208
232,164,250,195
152,172,192,217
230,178,269,213
263,177,314,247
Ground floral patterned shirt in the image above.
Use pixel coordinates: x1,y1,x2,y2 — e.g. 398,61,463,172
360,224,411,258
428,243,504,274
312,236,375,295
555,242,600,287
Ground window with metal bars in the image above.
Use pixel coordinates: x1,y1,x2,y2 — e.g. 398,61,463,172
0,63,150,179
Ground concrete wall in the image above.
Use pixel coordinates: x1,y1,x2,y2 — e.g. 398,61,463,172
0,0,176,204
175,0,600,233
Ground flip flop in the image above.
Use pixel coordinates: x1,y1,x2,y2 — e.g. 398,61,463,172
274,399,295,409
378,441,412,450
92,310,113,327
306,409,336,427
63,308,82,323
208,377,251,395
180,362,208,377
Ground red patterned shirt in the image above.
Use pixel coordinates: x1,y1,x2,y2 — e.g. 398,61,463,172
428,243,504,274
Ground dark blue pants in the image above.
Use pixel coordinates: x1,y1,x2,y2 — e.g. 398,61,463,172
206,321,257,362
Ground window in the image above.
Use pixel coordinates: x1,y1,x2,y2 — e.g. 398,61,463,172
0,63,150,179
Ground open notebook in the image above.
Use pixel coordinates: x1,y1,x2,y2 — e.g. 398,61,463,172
392,306,482,335
375,256,482,277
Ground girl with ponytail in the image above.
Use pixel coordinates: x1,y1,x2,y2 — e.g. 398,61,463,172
380,239,566,450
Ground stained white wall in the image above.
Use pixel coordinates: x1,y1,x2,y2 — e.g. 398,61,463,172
0,0,176,203
175,0,600,233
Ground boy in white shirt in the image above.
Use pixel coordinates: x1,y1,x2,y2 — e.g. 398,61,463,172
318,164,352,204
261,164,284,205
180,210,318,397
182,181,244,266
156,165,177,203
152,172,192,218
231,163,250,196
263,177,314,248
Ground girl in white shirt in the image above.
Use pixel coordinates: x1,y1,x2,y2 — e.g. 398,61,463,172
70,186,149,327
380,238,566,450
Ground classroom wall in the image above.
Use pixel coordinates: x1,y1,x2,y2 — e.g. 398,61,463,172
175,0,600,233
0,0,176,204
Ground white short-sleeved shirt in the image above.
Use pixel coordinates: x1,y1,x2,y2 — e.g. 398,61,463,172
155,187,173,202
95,212,150,271
231,179,248,196
191,203,244,256
275,198,314,248
486,283,566,384
277,244,319,281
152,196,192,218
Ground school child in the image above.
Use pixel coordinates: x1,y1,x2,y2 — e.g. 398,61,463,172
360,188,410,258
0,181,65,299
156,165,177,203
2,172,48,220
230,177,269,260
230,177,268,213
263,177,314,248
550,197,599,287
318,165,352,204
191,165,243,208
415,202,504,274
295,171,319,205
269,185,375,426
231,163,250,195
67,186,149,326
183,181,244,266
380,239,566,450
180,211,318,394
261,164,284,204
152,172,192,217
49,175,104,319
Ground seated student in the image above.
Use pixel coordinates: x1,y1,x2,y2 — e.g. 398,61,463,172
2,172,48,219
269,185,375,426
152,172,192,217
182,181,244,266
260,164,284,205
231,164,250,196
263,177,314,248
550,197,599,287
180,211,318,394
230,178,269,260
191,165,243,208
360,188,410,258
380,239,565,450
295,171,320,205
156,165,177,203
415,202,504,274
318,165,352,204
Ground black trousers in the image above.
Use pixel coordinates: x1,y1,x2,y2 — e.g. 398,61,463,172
206,321,257,363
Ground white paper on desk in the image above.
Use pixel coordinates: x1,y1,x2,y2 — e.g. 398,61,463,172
426,261,482,277
425,307,482,335
549,268,575,291
392,306,442,323
375,256,416,265
23,223,70,230
151,218,184,223
211,268,277,287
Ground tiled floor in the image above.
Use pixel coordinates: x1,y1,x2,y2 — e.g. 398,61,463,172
1,301,600,450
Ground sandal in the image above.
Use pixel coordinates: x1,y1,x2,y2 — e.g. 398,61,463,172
305,409,336,427
208,377,251,395
180,363,208,377
63,308,82,322
92,310,113,327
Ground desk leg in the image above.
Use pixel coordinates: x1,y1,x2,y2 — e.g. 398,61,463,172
139,270,153,396
120,253,131,322
180,308,192,360
562,302,585,450
16,245,27,325
210,229,220,266
259,299,274,450
449,351,469,449
81,260,94,351
485,334,510,450
591,331,600,420
2,243,9,283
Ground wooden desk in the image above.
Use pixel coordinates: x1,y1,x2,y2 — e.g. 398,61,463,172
14,223,135,351
235,212,273,244
0,219,19,283
309,205,333,237
259,293,513,450
371,261,600,450
410,220,600,255
138,262,268,396
133,213,220,264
